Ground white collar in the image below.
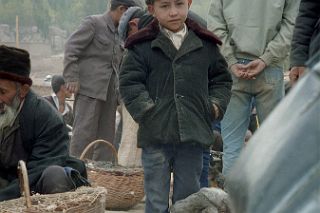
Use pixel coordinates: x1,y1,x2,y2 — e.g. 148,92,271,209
161,23,188,50
51,93,69,115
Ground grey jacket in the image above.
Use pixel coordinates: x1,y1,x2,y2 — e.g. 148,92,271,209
208,0,300,67
63,11,123,101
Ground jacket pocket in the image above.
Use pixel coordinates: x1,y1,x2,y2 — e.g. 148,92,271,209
138,98,177,142
93,35,111,49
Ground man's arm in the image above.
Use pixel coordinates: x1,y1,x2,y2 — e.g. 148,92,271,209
207,0,237,67
289,0,320,84
63,16,96,93
290,0,320,67
259,0,300,66
208,0,250,79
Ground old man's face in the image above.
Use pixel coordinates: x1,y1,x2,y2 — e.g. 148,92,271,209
0,79,21,129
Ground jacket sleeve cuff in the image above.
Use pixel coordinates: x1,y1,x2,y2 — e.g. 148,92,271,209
289,59,308,68
210,101,225,121
128,99,155,123
259,53,274,66
226,57,238,69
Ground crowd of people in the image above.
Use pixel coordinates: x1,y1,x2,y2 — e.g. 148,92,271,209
0,0,319,212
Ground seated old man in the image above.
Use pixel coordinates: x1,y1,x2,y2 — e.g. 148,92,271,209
0,45,89,201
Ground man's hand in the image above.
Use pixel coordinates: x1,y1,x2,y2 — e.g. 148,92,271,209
230,63,247,78
65,81,80,94
289,66,305,85
242,59,266,79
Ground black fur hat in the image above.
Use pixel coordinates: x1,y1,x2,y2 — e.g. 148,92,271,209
0,45,32,85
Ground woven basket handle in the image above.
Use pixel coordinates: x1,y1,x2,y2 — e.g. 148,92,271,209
17,160,32,208
79,139,118,166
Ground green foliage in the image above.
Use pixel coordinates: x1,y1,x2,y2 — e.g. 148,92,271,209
0,0,210,36
0,0,109,36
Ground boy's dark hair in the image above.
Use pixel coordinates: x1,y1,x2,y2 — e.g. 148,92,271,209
51,75,65,94
110,0,139,11
145,0,152,5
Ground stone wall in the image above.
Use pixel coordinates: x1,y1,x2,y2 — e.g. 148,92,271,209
0,24,67,55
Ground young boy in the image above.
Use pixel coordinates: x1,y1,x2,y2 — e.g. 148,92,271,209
119,0,232,212
44,75,74,128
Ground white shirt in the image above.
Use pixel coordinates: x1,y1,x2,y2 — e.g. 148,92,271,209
161,24,188,50
51,93,70,116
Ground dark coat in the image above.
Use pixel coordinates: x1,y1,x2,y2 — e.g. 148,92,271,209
119,18,232,148
0,90,86,201
290,0,320,67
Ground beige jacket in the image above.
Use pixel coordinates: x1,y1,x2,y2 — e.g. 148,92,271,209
208,0,300,67
63,12,123,101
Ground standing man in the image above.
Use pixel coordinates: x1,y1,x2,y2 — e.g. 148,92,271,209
289,0,320,85
63,0,140,161
208,0,300,176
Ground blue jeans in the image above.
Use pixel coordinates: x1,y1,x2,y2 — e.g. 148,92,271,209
200,149,210,188
221,59,284,175
142,143,203,213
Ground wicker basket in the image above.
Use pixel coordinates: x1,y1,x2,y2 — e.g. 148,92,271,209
0,161,107,213
80,139,144,211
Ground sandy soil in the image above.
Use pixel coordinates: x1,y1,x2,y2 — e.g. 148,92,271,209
105,203,144,213
30,54,64,95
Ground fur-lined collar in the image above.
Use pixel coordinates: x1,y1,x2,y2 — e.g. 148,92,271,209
125,18,222,48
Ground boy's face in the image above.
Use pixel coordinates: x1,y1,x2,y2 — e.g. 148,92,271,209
150,0,192,32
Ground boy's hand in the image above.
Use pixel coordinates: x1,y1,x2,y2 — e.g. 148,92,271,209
289,66,305,85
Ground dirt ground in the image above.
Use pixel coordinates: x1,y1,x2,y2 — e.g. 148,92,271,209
105,203,144,213
30,54,64,95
